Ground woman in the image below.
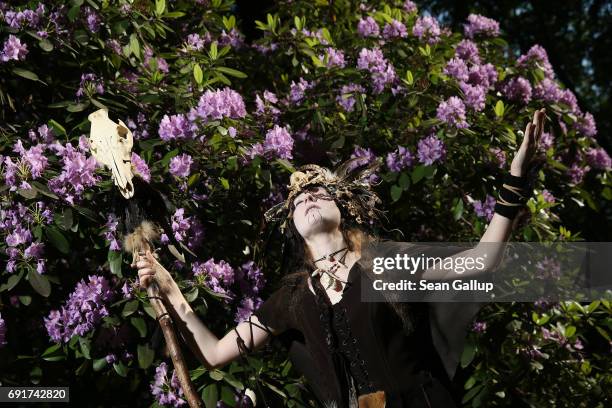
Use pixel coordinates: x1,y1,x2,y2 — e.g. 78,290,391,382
135,109,546,407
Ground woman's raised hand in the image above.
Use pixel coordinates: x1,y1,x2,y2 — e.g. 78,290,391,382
510,108,547,177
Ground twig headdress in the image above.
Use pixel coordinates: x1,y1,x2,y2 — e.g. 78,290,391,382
264,158,385,232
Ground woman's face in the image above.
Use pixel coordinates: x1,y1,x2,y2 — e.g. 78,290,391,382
291,186,341,239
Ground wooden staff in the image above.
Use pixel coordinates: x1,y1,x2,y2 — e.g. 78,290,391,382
124,221,203,408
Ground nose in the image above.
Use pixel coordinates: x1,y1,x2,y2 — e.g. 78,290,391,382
305,192,318,203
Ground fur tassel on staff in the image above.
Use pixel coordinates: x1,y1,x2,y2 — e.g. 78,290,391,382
87,110,202,407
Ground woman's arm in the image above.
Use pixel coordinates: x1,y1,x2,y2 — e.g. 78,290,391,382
421,108,546,280
135,251,274,369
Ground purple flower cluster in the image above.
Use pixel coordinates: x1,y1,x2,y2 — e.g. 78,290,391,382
321,47,346,68
103,213,121,251
574,112,597,138
444,40,497,112
349,146,377,171
0,35,28,62
535,257,561,280
472,195,496,221
44,275,115,343
158,114,195,142
517,45,555,80
3,3,45,29
247,125,294,161
436,96,469,129
1,201,51,274
382,20,407,39
455,40,480,64
47,141,100,205
189,87,247,123
0,313,6,347
255,90,281,119
542,189,556,203
28,124,55,144
489,147,507,169
585,147,611,170
539,132,555,152
185,33,210,51
143,45,169,74
83,6,101,33
131,152,151,182
150,362,186,407
219,28,245,49
403,1,418,14
169,153,194,178
502,76,533,105
76,73,105,99
357,16,380,37
166,208,204,251
471,321,487,333
234,261,266,323
412,16,441,44
336,83,364,112
386,146,414,172
417,134,446,165
463,14,500,38
357,48,396,94
263,125,294,160
567,162,589,184
289,77,314,105
194,258,236,300
3,140,48,191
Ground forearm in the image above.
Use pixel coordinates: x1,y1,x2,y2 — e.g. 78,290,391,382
162,281,220,369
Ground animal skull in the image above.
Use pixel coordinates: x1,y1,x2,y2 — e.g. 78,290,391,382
88,109,135,198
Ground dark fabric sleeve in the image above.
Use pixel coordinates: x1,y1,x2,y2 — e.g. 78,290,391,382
252,284,294,335
372,240,486,380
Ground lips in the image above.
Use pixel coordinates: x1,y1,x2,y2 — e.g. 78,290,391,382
305,204,320,214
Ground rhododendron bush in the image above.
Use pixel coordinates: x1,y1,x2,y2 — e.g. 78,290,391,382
1,0,611,406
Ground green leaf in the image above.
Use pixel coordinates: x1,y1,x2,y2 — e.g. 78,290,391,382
460,339,476,368
220,177,230,190
155,0,166,15
406,70,414,85
108,250,123,277
13,68,40,82
129,33,140,59
131,317,147,337
28,270,51,297
390,185,403,202
113,361,128,377
42,343,62,357
39,39,54,52
19,295,32,306
565,325,576,337
93,358,108,372
67,102,90,112
0,272,23,292
137,344,155,369
193,63,203,84
122,299,139,317
79,337,91,359
209,370,224,381
202,384,218,408
398,173,410,190
452,198,464,221
411,165,426,184
215,66,247,79
209,41,218,60
48,119,67,136
494,100,505,117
